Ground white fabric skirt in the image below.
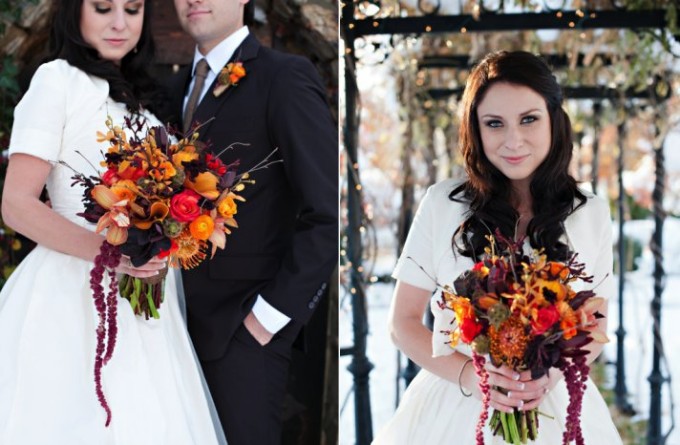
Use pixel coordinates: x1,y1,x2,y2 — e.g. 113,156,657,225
0,245,223,445
372,368,622,444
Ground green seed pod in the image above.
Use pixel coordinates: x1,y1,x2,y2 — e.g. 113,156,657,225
488,302,510,329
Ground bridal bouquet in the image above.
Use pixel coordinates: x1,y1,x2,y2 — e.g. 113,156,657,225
68,115,277,425
440,231,608,445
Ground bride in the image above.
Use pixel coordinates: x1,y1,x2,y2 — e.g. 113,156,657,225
372,51,623,444
0,1,225,443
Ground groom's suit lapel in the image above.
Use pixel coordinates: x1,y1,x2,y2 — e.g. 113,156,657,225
192,34,261,140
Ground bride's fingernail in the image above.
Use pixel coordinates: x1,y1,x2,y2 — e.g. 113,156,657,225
517,382,525,390
518,400,524,409
507,391,513,398
512,372,520,381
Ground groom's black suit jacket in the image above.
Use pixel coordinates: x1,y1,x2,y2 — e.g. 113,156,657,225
169,34,338,362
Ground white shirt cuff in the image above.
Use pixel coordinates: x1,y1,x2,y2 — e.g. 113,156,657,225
252,295,291,334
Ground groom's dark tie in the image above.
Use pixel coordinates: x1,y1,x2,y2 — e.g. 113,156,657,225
183,58,210,134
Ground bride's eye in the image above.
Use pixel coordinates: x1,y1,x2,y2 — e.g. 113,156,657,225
484,119,503,128
125,2,143,14
94,2,111,13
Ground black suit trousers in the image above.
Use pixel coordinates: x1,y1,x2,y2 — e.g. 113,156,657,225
201,325,293,445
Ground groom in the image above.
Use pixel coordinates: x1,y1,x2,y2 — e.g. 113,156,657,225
170,0,338,443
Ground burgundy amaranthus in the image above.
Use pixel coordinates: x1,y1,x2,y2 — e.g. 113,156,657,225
89,241,121,426
473,353,491,445
559,355,590,445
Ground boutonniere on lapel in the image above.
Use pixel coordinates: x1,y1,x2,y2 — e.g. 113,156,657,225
213,62,247,98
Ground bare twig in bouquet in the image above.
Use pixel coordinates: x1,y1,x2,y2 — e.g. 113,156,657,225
242,147,284,176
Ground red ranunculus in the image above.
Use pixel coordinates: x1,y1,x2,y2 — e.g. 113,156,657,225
531,305,560,335
459,318,483,343
101,168,119,186
118,166,146,181
169,189,202,223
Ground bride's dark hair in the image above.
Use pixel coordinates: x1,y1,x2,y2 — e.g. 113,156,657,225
47,0,162,114
451,50,586,261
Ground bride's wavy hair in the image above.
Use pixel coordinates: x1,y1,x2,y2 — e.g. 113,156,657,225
451,50,586,261
46,0,162,114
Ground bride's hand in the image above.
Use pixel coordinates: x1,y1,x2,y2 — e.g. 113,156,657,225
115,255,167,278
483,363,553,413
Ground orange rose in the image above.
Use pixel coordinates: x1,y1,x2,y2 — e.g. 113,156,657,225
170,189,202,223
231,63,246,78
217,195,238,219
189,215,214,241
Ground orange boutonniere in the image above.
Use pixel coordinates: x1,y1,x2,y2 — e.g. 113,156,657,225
213,62,247,97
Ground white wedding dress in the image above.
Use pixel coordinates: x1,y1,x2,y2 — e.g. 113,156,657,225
0,60,225,445
372,179,623,444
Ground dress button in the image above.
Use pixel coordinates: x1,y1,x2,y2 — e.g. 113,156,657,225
321,282,327,290
312,295,319,303
308,302,315,309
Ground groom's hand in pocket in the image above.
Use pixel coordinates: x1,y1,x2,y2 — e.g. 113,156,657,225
243,311,275,346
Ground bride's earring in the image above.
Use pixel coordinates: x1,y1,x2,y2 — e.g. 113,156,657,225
134,46,138,54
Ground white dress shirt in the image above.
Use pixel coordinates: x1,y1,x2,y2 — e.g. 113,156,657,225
184,26,291,335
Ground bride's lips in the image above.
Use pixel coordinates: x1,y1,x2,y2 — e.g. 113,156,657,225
104,39,127,46
501,155,530,165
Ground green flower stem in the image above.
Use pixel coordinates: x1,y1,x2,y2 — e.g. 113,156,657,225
146,286,160,319
490,410,499,433
500,410,510,442
520,409,528,443
129,277,142,313
528,409,538,441
507,411,520,445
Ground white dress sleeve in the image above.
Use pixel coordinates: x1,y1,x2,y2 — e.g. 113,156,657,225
392,184,439,292
8,61,69,162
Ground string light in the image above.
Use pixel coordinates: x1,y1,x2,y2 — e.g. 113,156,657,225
569,21,575,28
461,27,467,33
349,23,355,29
425,25,432,32
356,184,363,190
556,11,563,18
